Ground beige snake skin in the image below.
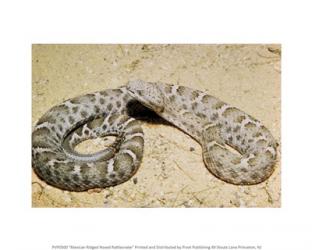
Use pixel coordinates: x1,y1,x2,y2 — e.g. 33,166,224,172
32,80,278,191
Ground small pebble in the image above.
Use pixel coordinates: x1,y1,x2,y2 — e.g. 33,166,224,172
133,177,138,184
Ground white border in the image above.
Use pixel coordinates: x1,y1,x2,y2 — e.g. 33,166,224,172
1,0,312,249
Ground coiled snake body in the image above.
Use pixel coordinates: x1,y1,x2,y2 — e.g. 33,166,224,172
32,80,278,191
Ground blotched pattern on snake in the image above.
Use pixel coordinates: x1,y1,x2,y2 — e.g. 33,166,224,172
32,80,278,191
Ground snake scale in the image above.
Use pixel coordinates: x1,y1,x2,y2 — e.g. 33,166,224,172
32,80,278,191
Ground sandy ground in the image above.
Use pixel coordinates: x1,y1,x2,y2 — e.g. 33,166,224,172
32,44,281,208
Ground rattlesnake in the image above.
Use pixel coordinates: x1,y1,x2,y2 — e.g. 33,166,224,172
32,80,278,191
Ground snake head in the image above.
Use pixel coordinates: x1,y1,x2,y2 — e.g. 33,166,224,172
127,80,165,113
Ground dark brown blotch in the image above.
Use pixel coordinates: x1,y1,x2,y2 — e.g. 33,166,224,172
213,101,226,110
211,113,219,121
53,169,60,176
63,177,71,183
169,95,176,102
231,157,241,165
233,126,240,133
72,174,79,182
107,103,113,111
251,173,259,180
118,170,125,179
176,86,186,95
240,179,249,185
191,91,199,99
108,114,119,124
94,105,100,113
75,126,83,137
35,151,57,163
88,117,104,129
112,89,123,95
265,150,275,160
32,127,51,138
54,175,61,183
109,173,116,179
222,107,238,117
213,168,221,177
191,102,198,110
245,122,257,129
99,98,105,105
86,94,96,103
80,110,88,118
248,157,257,166
195,130,201,138
122,95,129,103
240,168,248,173
215,161,223,168
230,170,239,178
253,131,263,137
256,137,267,148
70,97,82,104
72,106,79,113
80,164,90,175
68,116,75,125
202,95,212,103
58,124,63,132
50,104,70,115
99,91,108,97
37,114,57,126
99,178,108,186
235,115,246,123
45,168,52,176
196,112,206,119
83,179,91,185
